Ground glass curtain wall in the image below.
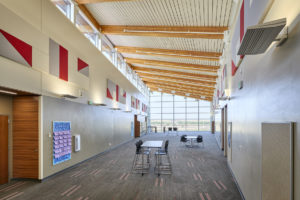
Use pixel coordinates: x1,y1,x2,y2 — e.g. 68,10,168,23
150,92,211,132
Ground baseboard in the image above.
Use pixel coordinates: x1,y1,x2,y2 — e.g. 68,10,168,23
40,137,135,182
10,178,42,183
227,162,246,200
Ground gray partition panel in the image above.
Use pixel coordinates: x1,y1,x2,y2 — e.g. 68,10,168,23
261,122,294,200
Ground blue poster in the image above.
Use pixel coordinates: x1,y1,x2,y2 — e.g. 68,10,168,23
53,121,72,165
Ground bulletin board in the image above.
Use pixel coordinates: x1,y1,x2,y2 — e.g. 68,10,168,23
53,121,72,165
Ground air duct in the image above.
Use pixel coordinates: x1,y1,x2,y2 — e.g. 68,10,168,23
238,18,287,55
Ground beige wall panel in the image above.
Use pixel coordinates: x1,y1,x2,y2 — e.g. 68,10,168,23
261,123,293,200
0,0,42,31
0,58,42,94
32,48,49,73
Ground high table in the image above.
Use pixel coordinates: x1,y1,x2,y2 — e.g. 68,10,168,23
141,140,163,175
185,136,197,147
141,141,163,149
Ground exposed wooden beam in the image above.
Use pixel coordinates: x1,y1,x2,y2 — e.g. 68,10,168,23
150,87,212,101
136,71,216,83
147,85,214,96
144,81,214,93
117,46,222,57
147,84,214,97
116,46,221,61
77,4,101,30
132,67,217,81
76,24,94,33
126,58,219,72
138,73,216,87
76,0,136,4
142,78,215,90
101,26,226,39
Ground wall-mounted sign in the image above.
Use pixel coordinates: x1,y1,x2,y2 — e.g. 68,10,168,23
49,39,68,81
106,79,126,104
78,58,89,77
53,121,72,165
0,29,32,67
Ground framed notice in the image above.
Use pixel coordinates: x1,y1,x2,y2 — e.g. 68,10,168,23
52,121,72,165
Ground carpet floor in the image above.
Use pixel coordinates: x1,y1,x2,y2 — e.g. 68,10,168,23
0,132,242,200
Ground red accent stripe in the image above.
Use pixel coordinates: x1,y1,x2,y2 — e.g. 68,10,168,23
213,180,222,190
107,88,113,99
240,0,245,42
218,180,227,190
199,193,205,200
155,178,159,187
160,178,163,187
78,58,88,71
0,29,32,66
116,85,119,102
205,193,211,200
231,60,238,76
240,0,245,59
59,45,68,81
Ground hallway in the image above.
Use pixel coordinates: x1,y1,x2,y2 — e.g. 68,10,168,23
0,132,241,200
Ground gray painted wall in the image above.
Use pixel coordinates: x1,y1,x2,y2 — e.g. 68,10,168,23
42,96,133,178
228,18,300,200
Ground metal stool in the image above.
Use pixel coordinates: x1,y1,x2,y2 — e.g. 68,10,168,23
155,140,172,176
132,141,151,175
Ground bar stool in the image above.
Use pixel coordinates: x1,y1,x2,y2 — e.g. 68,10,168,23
197,135,204,147
155,140,172,176
180,135,187,143
132,141,151,175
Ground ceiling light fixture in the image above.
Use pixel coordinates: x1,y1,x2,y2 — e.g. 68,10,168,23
62,94,78,99
94,103,107,106
110,108,121,110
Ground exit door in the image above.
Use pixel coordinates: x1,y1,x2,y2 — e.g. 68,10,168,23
0,115,8,184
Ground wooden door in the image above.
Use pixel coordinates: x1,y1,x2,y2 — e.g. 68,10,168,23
13,96,39,179
134,115,140,138
0,115,8,184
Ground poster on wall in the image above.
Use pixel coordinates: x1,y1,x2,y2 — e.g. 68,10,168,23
136,98,140,110
119,87,126,104
0,29,32,67
53,121,72,165
49,39,69,81
131,96,135,108
142,103,148,113
77,58,89,77
107,79,119,101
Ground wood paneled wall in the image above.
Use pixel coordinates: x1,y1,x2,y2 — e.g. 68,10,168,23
0,115,8,184
13,96,39,179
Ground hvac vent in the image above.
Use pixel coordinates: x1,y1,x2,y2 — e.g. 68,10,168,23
238,18,287,55
62,94,78,99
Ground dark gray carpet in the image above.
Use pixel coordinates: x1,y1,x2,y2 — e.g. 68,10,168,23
0,132,242,200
